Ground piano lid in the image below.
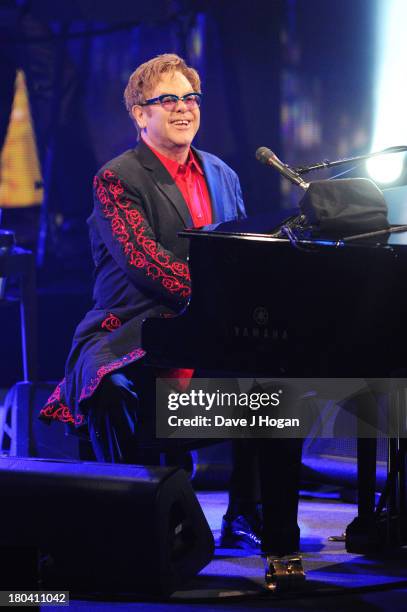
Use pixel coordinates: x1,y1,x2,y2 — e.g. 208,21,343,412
180,212,407,249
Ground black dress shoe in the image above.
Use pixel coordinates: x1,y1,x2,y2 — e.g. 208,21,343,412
219,514,261,551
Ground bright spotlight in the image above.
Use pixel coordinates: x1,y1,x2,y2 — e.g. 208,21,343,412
367,0,407,184
366,154,404,184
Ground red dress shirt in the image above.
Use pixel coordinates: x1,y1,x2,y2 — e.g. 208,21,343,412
143,139,213,227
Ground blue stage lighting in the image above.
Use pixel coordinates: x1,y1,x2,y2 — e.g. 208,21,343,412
366,0,407,184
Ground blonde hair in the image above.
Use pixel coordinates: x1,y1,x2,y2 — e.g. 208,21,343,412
124,53,201,138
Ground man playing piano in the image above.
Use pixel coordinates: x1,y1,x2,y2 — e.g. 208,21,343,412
40,53,304,591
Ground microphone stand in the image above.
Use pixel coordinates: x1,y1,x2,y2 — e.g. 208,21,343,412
293,145,407,175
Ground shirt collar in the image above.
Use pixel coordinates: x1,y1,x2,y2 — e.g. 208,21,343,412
142,138,204,179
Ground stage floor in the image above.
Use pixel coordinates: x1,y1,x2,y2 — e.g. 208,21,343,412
45,491,407,611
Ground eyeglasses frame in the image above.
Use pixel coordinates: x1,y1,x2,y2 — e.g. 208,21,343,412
139,92,203,110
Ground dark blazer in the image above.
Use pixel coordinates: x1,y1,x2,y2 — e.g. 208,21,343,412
40,140,246,426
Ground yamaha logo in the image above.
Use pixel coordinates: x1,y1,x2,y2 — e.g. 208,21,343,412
233,306,287,340
253,306,269,326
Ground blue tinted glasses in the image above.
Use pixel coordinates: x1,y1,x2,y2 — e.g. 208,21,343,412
140,92,202,111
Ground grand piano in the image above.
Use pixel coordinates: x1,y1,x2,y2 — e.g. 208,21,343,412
143,214,407,376
142,212,407,554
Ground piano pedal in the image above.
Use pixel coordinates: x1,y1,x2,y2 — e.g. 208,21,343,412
264,555,306,592
328,532,346,542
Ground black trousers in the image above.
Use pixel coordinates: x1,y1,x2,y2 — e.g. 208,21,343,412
85,364,303,556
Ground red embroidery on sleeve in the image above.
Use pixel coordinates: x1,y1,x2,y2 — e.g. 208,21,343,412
40,349,146,424
39,379,85,426
101,313,122,332
94,171,191,298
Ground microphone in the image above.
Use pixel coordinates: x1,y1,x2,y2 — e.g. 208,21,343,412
256,147,309,190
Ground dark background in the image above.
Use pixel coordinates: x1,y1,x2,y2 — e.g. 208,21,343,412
0,0,378,384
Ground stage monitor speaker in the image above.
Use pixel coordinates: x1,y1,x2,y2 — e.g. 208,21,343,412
0,457,214,595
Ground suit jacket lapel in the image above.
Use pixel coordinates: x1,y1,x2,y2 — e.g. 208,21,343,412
136,140,193,227
193,147,223,223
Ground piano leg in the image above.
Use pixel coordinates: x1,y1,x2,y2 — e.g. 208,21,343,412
257,437,304,591
400,437,407,543
377,389,407,550
393,389,407,544
357,438,377,517
380,388,407,549
346,389,380,553
346,387,407,553
346,437,380,553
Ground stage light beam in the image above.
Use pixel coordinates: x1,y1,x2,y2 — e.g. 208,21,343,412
366,0,407,184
